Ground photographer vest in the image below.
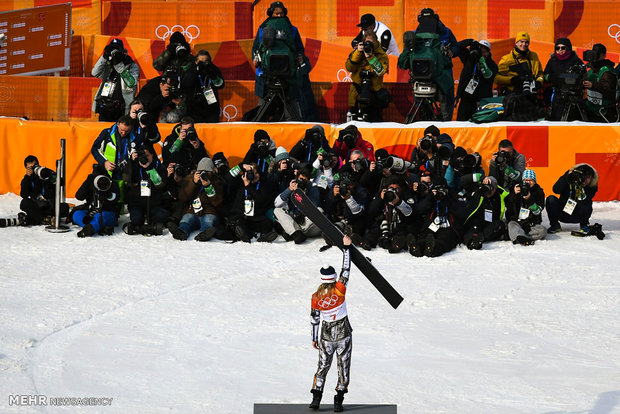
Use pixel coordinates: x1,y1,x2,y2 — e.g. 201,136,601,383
585,65,616,114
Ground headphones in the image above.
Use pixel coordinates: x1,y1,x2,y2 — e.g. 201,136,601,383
417,8,438,22
267,1,287,17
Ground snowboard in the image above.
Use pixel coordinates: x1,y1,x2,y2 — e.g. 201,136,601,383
292,189,404,309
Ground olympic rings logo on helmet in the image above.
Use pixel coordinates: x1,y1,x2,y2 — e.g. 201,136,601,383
221,104,238,122
337,69,352,83
318,294,339,308
155,24,201,43
608,24,620,44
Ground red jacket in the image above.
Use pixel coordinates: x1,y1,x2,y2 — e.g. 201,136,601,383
333,134,375,162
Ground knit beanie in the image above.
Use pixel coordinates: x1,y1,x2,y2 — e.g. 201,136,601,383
254,129,270,143
522,169,537,182
197,157,215,173
320,265,337,283
515,31,530,43
275,146,290,163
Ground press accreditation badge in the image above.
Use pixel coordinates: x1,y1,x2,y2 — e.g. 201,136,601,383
190,197,203,213
519,207,530,220
563,198,577,214
101,81,115,97
484,209,493,222
204,87,217,105
587,89,603,105
464,78,479,95
244,199,255,216
140,180,151,197
317,174,328,189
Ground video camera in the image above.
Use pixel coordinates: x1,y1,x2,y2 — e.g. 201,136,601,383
582,49,599,63
559,63,587,99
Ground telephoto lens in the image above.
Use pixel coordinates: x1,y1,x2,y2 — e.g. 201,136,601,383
200,171,210,182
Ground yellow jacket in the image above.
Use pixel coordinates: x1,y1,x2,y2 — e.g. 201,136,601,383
345,44,389,107
495,49,544,92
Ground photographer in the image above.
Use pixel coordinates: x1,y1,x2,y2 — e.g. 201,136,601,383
19,155,68,226
333,125,375,162
153,31,195,77
289,125,331,164
229,163,279,243
444,146,484,194
162,117,209,171
136,69,185,123
358,175,413,252
273,165,321,244
504,169,546,245
182,50,225,123
127,99,161,147
243,129,277,174
167,157,226,242
462,175,509,250
70,165,120,237
92,39,139,122
488,139,526,188
345,31,390,122
582,43,619,123
323,171,369,243
91,115,134,188
455,39,498,121
351,13,399,56
496,32,544,94
543,38,585,121
546,164,600,236
311,148,340,197
123,144,169,235
408,180,464,257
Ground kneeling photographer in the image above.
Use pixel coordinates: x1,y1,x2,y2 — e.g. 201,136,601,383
323,171,369,244
582,43,619,123
489,139,526,189
167,157,226,242
345,31,390,122
70,165,120,237
18,155,68,226
92,39,139,122
123,145,169,235
273,165,321,244
504,169,547,245
162,117,208,171
289,125,331,164
543,38,586,121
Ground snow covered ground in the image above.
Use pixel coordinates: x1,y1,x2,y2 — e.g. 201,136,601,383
0,192,619,414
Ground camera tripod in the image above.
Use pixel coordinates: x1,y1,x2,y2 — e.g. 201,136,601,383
405,96,441,123
252,77,301,122
559,93,588,122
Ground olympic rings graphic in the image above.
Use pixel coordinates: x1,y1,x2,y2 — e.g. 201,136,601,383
318,294,339,308
337,69,352,83
608,24,620,44
155,24,201,43
221,104,238,122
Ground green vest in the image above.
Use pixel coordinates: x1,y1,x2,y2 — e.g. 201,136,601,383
585,66,615,115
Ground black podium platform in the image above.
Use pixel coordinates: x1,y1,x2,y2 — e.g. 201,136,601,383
254,403,397,413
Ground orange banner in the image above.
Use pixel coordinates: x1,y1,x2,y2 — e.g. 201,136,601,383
1,118,619,200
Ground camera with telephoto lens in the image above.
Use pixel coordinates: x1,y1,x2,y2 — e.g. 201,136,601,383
200,171,210,182
495,150,510,167
518,181,530,197
244,169,255,182
384,187,398,203
464,152,481,169
352,158,368,172
137,148,149,165
32,164,55,181
567,169,586,186
480,182,495,197
295,177,308,191
363,40,374,54
185,126,199,142
358,69,373,105
136,110,152,125
109,48,124,65
174,164,188,177
382,156,413,174
174,43,189,58
420,136,434,152
320,156,332,168
93,174,112,193
336,174,353,197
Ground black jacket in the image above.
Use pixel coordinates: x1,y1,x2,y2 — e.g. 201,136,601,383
505,183,545,228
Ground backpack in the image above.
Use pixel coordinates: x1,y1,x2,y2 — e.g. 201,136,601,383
470,104,504,123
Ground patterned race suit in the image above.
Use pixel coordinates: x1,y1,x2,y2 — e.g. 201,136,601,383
310,246,352,393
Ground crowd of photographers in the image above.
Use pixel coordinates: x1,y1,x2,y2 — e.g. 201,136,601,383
6,123,605,251
90,2,619,124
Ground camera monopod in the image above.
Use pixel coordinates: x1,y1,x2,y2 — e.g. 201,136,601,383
45,138,70,233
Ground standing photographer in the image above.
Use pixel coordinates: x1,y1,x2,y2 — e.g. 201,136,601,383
504,169,546,245
92,39,139,122
543,38,585,121
19,155,68,226
153,31,195,77
182,50,225,123
345,31,390,122
582,43,619,123
496,32,544,94
136,69,185,123
455,39,498,121
351,13,399,56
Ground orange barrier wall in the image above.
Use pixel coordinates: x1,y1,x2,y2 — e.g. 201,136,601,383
1,118,618,201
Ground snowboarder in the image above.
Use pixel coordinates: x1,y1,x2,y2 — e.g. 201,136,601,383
309,235,352,412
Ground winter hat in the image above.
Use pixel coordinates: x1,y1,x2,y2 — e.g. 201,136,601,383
424,125,440,137
555,37,572,51
479,39,491,51
109,38,126,51
275,146,290,163
212,152,228,168
320,265,337,283
515,31,530,43
436,133,454,151
170,31,187,44
357,13,376,29
197,157,215,173
522,169,537,182
375,148,389,162
254,129,270,143
310,124,325,136
592,43,606,56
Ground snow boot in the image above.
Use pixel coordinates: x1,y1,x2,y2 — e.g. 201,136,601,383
291,230,307,244
167,221,188,240
194,227,216,242
407,234,423,257
333,390,345,412
234,224,251,243
423,233,436,257
309,389,322,410
257,230,278,243
102,225,115,236
77,224,96,238
514,235,534,246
